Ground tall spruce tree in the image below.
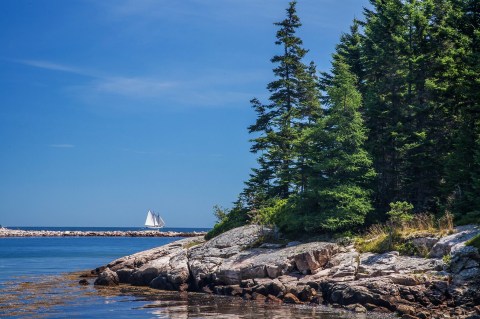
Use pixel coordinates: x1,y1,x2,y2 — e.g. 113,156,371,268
363,0,410,217
301,57,375,231
244,1,321,208
398,0,445,213
335,19,366,94
442,0,480,223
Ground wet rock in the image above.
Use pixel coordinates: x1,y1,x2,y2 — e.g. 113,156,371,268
94,268,119,286
116,268,133,283
344,304,367,313
251,292,267,302
252,284,268,295
296,285,317,302
78,279,89,285
310,295,324,304
283,292,302,304
397,304,416,316
266,294,282,303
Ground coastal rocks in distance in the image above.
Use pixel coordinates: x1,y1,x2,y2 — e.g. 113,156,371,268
0,227,206,238
93,224,480,319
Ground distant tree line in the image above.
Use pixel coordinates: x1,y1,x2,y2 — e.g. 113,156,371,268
207,0,480,239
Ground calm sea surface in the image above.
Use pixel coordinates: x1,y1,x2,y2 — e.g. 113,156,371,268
0,227,388,319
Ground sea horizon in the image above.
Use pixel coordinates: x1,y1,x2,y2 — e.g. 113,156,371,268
3,226,212,232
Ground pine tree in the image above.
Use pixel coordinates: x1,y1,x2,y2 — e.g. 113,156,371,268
442,0,480,223
301,58,375,231
398,0,446,213
335,19,366,94
244,1,321,207
362,0,411,217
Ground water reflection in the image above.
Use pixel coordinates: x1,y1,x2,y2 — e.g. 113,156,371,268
0,273,389,319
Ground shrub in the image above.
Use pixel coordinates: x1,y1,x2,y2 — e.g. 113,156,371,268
356,203,458,256
250,198,288,226
387,201,414,226
205,206,249,240
466,233,480,250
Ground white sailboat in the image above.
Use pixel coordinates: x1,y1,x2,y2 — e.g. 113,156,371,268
145,210,165,229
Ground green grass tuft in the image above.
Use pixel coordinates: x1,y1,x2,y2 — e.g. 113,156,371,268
466,233,480,250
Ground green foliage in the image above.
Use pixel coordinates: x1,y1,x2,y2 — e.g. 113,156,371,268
243,0,321,205
209,0,480,240
356,212,455,255
466,234,480,250
442,254,452,265
212,205,229,222
205,206,249,240
293,58,375,234
387,201,414,225
250,198,288,226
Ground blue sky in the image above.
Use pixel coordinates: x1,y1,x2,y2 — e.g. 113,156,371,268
0,0,370,228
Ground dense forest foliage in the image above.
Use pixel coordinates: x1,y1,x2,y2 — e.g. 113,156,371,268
207,0,480,239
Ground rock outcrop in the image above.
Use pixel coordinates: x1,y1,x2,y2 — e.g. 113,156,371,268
93,224,480,319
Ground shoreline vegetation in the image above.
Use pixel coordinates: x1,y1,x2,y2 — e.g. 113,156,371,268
207,0,480,241
0,227,206,238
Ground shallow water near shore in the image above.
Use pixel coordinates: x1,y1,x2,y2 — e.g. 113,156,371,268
0,231,393,318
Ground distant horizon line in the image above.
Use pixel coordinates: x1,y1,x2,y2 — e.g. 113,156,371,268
2,225,212,229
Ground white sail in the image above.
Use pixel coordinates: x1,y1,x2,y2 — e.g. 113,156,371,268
145,210,165,229
145,210,156,227
158,215,165,227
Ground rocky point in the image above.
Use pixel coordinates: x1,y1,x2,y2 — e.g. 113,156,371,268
93,224,480,319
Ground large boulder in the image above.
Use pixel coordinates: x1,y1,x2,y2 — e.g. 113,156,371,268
94,268,119,286
430,225,480,258
356,251,444,279
450,245,480,284
188,225,341,287
95,236,204,290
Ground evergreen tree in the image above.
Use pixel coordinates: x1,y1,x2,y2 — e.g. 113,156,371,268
398,0,445,213
335,19,366,94
442,0,480,223
300,58,375,231
362,0,410,217
244,1,321,207
292,56,375,231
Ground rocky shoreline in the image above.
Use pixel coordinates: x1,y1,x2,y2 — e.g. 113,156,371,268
0,227,206,238
91,225,480,319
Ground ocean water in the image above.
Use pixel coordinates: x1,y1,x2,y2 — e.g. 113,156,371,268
5,226,211,232
0,228,386,319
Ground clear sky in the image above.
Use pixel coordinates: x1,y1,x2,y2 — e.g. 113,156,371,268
0,0,370,228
